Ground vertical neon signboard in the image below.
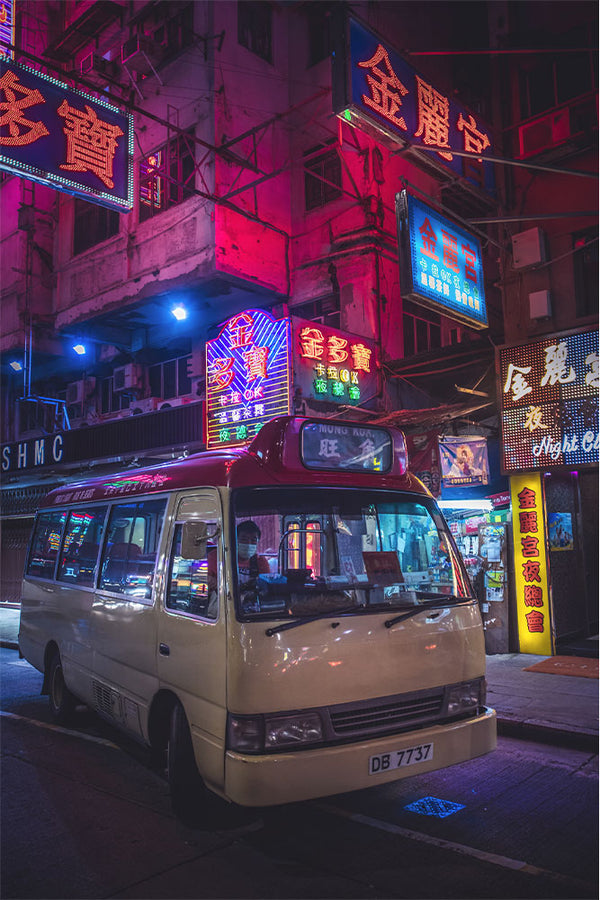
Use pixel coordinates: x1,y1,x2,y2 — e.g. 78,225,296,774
397,191,487,330
0,1,15,59
499,328,599,472
205,309,291,450
291,317,379,409
0,55,133,210
510,473,553,656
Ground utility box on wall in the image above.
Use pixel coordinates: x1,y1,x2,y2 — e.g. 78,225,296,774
529,290,552,319
512,227,547,269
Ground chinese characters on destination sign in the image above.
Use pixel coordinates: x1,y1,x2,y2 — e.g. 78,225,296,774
500,329,598,471
205,310,291,450
0,56,132,210
301,422,393,473
510,473,552,656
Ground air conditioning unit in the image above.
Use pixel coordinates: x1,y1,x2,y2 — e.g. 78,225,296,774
121,34,165,72
113,364,142,392
512,227,547,269
159,397,193,410
66,378,96,405
529,290,552,320
131,397,161,414
518,108,571,158
80,51,118,81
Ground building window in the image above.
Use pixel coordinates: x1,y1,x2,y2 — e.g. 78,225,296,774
73,199,119,255
292,295,340,329
573,229,599,318
304,143,342,211
100,378,135,414
238,1,272,63
149,355,192,400
518,33,595,120
402,302,442,357
139,129,196,222
149,2,194,60
307,4,332,67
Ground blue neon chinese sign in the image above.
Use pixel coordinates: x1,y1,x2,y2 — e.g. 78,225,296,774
0,1,15,59
332,15,495,195
0,55,133,211
397,191,487,330
205,309,291,450
499,328,599,472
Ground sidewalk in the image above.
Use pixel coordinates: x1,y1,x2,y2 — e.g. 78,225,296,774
1,605,597,751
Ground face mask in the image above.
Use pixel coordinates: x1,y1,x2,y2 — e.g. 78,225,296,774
238,542,257,560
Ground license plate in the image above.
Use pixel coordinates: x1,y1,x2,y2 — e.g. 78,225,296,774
368,742,433,775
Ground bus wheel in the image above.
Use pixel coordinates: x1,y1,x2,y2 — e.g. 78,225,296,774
167,702,206,824
48,652,77,725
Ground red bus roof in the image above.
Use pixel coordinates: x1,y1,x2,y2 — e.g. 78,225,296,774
40,417,428,507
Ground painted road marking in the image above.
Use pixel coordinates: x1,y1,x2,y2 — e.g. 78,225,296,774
0,709,120,749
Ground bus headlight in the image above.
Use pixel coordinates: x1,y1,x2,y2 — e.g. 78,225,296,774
265,713,323,748
227,711,323,752
447,678,485,715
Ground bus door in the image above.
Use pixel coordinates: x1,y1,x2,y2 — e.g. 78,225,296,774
158,490,227,793
90,497,167,736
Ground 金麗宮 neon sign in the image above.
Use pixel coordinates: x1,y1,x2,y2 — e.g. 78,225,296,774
205,309,291,449
333,15,495,194
0,55,133,211
291,317,379,409
499,328,599,471
510,473,553,656
397,191,487,330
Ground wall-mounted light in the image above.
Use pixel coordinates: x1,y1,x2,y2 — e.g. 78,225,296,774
9,361,23,372
171,305,188,321
73,343,87,355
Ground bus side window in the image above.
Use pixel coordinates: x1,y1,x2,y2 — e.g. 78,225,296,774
167,523,218,620
26,511,67,579
99,498,166,598
57,506,108,587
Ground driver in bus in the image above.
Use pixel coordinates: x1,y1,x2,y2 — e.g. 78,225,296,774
236,520,270,581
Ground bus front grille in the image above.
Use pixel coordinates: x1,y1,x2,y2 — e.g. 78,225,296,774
329,692,444,737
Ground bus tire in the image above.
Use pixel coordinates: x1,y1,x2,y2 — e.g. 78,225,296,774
167,702,206,824
48,652,77,725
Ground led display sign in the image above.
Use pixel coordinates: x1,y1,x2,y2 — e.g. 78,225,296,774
510,473,553,656
205,309,291,450
397,191,488,329
0,55,133,211
499,328,598,472
301,422,392,473
292,317,379,409
0,1,15,59
332,14,495,194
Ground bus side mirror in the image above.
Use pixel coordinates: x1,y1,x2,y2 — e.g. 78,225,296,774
181,521,220,559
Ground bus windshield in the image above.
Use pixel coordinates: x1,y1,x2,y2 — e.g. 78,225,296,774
233,488,472,620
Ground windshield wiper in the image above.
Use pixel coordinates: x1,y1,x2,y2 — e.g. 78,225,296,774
265,605,362,637
384,597,475,628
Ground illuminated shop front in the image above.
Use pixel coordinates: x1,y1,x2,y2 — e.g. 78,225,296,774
498,327,599,655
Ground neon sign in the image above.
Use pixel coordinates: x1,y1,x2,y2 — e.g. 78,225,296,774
397,191,487,329
332,15,495,194
0,55,133,211
205,309,291,449
499,328,599,472
510,473,553,655
0,1,15,60
292,317,379,408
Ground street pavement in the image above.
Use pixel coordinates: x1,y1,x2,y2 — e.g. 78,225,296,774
1,604,598,751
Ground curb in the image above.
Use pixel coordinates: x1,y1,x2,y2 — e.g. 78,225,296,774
496,717,598,753
1,641,19,651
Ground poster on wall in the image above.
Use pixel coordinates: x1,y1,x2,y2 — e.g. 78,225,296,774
510,472,553,656
547,513,574,551
439,436,489,487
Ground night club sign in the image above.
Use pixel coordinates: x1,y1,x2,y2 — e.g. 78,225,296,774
397,191,488,329
0,55,133,210
499,328,599,472
332,13,495,194
205,310,291,450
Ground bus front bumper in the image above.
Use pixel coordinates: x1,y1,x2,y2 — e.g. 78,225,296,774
225,706,496,807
